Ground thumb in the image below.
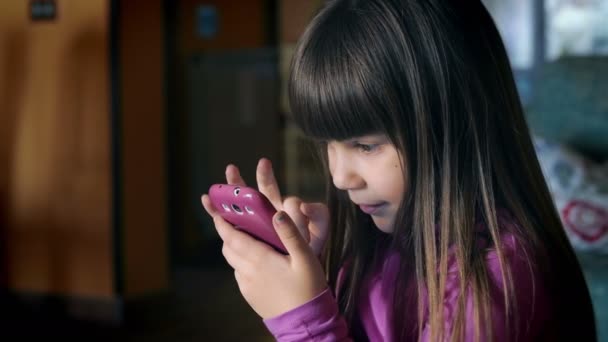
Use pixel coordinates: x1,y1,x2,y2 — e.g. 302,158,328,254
273,211,311,258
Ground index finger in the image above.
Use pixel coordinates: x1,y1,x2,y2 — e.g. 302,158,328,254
226,164,247,186
256,158,283,210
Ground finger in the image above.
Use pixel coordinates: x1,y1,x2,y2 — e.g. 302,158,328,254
283,197,310,242
256,158,283,209
221,243,248,271
214,215,277,264
203,196,238,246
301,202,330,232
212,215,233,242
201,194,220,218
301,202,330,254
212,215,248,253
273,211,311,260
226,164,247,186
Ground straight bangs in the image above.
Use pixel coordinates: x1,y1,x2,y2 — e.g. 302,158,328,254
288,3,401,141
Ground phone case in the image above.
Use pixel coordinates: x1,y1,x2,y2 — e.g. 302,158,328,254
208,184,287,254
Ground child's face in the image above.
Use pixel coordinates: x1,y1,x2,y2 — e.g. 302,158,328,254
327,134,406,233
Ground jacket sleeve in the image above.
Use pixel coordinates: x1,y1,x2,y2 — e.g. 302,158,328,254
263,287,353,342
419,234,549,342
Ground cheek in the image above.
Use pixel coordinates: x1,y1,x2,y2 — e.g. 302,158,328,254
388,177,405,203
326,146,336,176
384,161,406,200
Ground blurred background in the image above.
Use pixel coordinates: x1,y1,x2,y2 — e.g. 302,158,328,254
0,0,606,341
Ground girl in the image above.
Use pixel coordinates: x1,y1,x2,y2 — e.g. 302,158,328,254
202,0,597,340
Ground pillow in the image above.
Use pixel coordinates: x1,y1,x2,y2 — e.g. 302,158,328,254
533,136,608,254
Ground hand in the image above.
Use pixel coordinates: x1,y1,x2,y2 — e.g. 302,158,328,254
224,158,330,256
201,196,328,319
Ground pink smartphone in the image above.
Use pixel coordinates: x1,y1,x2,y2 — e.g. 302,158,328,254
208,184,287,254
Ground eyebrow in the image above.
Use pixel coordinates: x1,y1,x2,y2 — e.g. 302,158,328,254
345,134,387,142
313,133,387,145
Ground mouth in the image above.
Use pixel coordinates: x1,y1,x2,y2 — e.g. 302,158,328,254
357,203,385,215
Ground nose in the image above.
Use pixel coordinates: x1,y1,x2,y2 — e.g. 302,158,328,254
329,150,365,191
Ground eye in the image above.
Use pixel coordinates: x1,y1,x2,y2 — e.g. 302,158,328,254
355,143,378,153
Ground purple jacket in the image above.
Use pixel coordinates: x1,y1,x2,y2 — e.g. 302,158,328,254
263,224,556,341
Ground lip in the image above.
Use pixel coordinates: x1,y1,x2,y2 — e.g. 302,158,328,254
358,203,385,215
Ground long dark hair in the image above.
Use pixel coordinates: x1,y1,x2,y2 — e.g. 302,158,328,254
288,0,596,340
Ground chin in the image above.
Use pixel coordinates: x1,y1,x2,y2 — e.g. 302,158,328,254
371,217,395,233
